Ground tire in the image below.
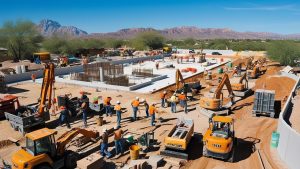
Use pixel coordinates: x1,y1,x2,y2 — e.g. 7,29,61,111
65,152,78,169
228,148,235,163
202,145,208,157
35,165,52,169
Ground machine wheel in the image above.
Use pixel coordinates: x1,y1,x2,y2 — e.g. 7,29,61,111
35,164,52,169
228,148,235,163
202,145,208,157
65,152,78,169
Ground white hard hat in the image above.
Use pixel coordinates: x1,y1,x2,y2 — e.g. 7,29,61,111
102,128,107,133
181,92,184,94
141,98,145,102
116,101,120,104
136,97,139,100
164,91,167,94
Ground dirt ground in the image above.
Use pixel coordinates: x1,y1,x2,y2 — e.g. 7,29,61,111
0,61,294,169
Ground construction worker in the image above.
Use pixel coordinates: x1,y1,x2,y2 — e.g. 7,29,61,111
114,126,124,157
143,99,149,117
58,106,71,129
178,92,188,113
170,93,178,113
80,91,89,128
131,97,140,121
114,101,122,128
104,97,112,117
100,128,112,158
160,91,167,108
149,103,157,126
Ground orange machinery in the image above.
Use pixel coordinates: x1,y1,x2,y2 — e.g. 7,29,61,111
199,73,234,116
203,115,236,162
11,128,99,169
4,63,55,134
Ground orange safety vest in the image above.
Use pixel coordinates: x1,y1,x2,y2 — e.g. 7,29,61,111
160,93,166,99
104,97,111,105
114,105,121,111
149,105,156,115
178,94,186,101
132,100,140,107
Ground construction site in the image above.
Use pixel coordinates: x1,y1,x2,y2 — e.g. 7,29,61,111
0,48,300,169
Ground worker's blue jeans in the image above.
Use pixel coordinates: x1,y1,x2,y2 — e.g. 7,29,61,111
82,109,87,126
132,107,138,121
115,139,123,155
145,108,149,117
151,114,155,126
161,98,166,108
171,102,176,113
116,110,121,127
183,100,188,113
100,143,112,158
105,105,112,116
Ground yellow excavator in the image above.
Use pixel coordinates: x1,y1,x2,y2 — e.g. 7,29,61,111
231,73,248,91
203,115,236,162
4,63,55,134
199,73,234,115
11,128,99,169
246,66,259,79
175,69,201,96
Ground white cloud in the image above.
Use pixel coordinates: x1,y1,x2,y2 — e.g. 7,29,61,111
224,4,297,11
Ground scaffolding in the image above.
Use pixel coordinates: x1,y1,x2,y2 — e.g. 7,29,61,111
132,68,154,77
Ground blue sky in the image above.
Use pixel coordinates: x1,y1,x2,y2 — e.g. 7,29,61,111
0,0,300,34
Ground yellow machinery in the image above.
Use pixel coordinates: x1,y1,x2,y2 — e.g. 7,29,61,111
4,63,55,134
163,46,172,53
203,115,236,162
175,69,201,96
246,66,259,79
33,52,51,63
161,118,194,159
199,73,234,112
231,73,248,91
11,128,99,169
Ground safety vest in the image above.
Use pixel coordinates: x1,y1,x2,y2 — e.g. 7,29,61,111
178,94,186,101
132,100,140,107
114,105,121,111
149,105,156,115
160,93,166,99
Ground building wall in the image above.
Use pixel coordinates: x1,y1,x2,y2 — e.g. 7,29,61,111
277,72,300,169
4,65,83,84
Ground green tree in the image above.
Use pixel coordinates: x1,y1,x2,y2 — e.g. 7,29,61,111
0,20,43,61
131,31,164,50
267,40,300,66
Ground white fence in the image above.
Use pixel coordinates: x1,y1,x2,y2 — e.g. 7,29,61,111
277,72,300,169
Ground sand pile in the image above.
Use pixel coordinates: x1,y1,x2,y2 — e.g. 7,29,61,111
254,76,295,100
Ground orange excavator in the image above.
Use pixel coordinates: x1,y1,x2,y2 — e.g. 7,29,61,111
199,73,234,116
175,69,201,97
231,72,248,91
11,128,99,169
246,66,259,79
4,63,55,134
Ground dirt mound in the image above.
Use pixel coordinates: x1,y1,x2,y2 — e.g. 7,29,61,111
254,76,295,101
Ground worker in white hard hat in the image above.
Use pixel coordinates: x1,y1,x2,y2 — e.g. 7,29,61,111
114,101,122,128
170,93,178,113
178,92,188,113
100,128,112,158
131,97,140,121
160,90,167,108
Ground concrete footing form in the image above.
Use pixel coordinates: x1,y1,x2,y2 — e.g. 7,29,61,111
276,72,300,169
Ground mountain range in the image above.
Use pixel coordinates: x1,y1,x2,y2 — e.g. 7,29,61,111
36,19,300,40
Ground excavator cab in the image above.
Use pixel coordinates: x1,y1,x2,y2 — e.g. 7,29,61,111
203,116,235,162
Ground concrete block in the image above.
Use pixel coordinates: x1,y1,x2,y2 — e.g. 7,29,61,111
77,152,105,169
148,155,164,168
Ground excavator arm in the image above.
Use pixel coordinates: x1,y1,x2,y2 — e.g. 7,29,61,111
239,73,248,88
176,69,185,90
38,63,55,116
56,128,99,156
214,73,234,100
